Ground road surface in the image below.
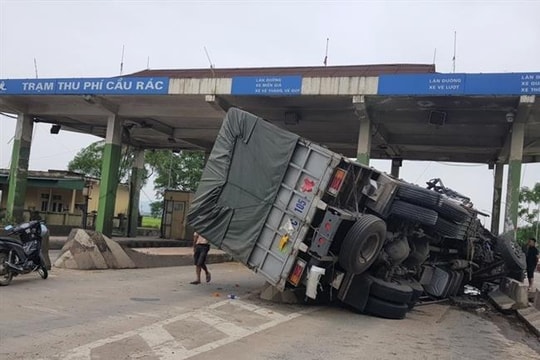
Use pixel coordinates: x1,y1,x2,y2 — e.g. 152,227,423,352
0,263,538,360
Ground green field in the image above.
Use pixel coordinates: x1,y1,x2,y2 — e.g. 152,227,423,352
141,216,161,228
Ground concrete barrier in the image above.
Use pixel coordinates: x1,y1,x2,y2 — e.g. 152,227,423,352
517,290,540,337
54,229,136,269
54,229,232,270
259,282,303,304
489,277,528,311
535,290,540,311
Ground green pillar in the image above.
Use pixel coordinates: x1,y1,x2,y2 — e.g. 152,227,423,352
491,162,503,235
6,114,33,222
128,149,145,237
503,122,525,237
95,114,122,236
356,117,371,166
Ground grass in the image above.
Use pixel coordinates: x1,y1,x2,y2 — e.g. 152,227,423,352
141,216,161,229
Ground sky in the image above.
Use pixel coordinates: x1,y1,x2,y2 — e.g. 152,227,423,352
0,0,539,222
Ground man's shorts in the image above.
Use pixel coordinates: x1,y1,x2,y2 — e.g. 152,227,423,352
194,244,210,266
527,265,536,279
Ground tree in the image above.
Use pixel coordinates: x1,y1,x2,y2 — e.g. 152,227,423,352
150,200,164,218
68,142,205,197
68,140,137,181
517,182,540,246
145,150,205,194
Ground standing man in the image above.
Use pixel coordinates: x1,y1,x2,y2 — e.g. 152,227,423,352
191,231,211,285
526,237,539,291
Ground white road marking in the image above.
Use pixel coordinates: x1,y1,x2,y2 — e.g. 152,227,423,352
134,312,163,319
51,299,319,360
21,305,63,315
192,311,250,337
138,325,178,348
229,300,287,320
177,307,317,360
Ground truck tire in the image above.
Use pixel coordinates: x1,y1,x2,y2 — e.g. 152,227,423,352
390,201,438,226
437,199,472,224
364,296,409,319
496,235,526,271
508,269,525,282
369,276,413,304
396,184,441,208
431,217,468,240
339,215,386,275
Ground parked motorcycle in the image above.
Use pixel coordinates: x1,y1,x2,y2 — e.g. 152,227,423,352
0,220,49,286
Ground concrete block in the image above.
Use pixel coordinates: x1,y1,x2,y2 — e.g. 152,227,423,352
498,277,528,309
53,250,77,269
517,307,540,337
104,236,135,269
511,281,529,309
259,282,301,304
72,229,93,248
488,288,516,311
534,290,540,311
260,283,282,302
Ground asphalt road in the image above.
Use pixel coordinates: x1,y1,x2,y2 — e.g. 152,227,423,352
0,263,539,360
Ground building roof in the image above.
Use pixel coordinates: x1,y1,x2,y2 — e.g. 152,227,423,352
0,169,90,190
129,63,436,78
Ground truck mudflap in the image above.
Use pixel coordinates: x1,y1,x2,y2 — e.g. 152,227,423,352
337,273,373,312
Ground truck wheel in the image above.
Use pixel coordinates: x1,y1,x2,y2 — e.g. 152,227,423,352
437,199,472,224
339,215,386,274
397,184,440,208
496,235,526,271
390,201,438,226
364,296,408,319
369,276,413,304
507,269,525,282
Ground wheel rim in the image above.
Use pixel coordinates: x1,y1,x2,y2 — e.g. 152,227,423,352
358,234,381,264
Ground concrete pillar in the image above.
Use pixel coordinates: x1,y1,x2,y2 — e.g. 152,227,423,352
128,149,145,238
503,122,525,237
391,158,402,178
356,117,371,166
6,113,33,222
70,189,77,214
491,163,504,235
353,96,371,166
95,114,123,236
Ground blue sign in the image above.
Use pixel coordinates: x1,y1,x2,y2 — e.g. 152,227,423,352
0,77,170,95
377,72,540,96
231,75,302,95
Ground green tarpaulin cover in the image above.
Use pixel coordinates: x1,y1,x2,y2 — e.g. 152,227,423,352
187,108,299,262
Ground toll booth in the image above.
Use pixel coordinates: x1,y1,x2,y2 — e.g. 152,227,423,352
161,190,194,240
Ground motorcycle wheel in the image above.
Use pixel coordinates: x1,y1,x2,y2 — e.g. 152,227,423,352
0,252,13,286
38,266,48,280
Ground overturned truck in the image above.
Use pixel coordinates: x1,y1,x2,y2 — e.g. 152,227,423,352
188,108,526,319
